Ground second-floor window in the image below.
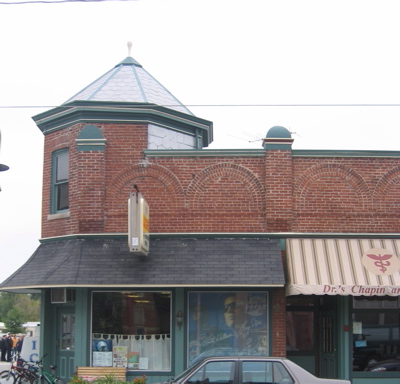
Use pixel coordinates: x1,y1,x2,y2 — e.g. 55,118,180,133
52,149,69,213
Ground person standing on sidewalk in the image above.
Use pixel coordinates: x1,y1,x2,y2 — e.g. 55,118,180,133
3,335,12,362
16,336,24,354
10,335,17,356
0,334,7,361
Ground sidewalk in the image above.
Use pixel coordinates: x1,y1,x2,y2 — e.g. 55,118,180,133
0,362,11,370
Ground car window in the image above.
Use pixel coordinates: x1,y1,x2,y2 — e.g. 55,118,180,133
241,361,294,384
186,361,235,384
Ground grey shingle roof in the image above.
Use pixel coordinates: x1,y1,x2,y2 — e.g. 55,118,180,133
64,56,193,116
0,237,284,290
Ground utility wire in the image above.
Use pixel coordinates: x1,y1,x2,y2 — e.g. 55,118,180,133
2,103,400,109
0,0,137,4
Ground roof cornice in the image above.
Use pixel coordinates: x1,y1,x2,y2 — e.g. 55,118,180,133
32,100,213,147
143,148,400,158
38,232,400,244
293,149,400,158
144,149,266,157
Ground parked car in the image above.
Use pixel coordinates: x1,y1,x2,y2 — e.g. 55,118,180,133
189,348,260,366
160,356,351,384
364,355,400,372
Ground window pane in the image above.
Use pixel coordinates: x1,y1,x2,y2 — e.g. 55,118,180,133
273,363,294,384
241,362,294,384
57,183,69,211
353,296,400,308
61,314,75,350
186,361,235,384
188,292,268,366
52,150,69,213
92,291,171,371
352,301,400,371
56,152,69,181
242,361,273,384
286,312,314,352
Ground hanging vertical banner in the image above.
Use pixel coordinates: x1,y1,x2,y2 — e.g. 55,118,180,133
128,192,150,255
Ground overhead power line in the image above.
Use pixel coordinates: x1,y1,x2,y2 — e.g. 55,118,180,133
0,0,137,4
2,103,400,109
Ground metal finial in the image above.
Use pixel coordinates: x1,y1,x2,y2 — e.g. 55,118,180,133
127,41,133,57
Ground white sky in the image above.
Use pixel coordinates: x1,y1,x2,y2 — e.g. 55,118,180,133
1,0,400,283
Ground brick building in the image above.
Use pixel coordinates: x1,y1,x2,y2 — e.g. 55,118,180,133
1,51,399,384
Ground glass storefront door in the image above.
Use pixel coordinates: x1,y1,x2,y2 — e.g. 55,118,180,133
320,311,337,378
57,309,75,381
286,296,338,378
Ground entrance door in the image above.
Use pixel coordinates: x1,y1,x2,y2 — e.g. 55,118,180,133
57,309,75,382
319,312,337,378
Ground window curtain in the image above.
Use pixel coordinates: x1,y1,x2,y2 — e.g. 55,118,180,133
92,334,170,371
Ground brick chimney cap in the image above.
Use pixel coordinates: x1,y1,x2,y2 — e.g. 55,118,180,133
266,126,291,139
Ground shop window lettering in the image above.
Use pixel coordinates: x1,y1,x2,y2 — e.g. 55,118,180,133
246,296,267,315
199,332,233,348
322,285,400,295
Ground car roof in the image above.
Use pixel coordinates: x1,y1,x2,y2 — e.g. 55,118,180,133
199,356,289,362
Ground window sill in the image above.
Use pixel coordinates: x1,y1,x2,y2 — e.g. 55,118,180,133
47,211,70,220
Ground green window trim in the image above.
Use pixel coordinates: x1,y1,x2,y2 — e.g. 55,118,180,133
51,149,69,214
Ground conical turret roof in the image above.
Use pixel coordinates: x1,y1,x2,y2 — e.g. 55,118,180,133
33,46,213,147
64,48,193,116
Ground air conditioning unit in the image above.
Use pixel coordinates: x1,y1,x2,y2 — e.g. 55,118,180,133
51,288,66,303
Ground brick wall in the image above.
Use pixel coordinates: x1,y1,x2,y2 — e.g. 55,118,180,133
41,122,400,238
265,150,293,232
292,158,400,232
271,288,286,357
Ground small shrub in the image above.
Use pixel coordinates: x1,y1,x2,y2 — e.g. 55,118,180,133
95,375,128,384
132,375,146,384
69,375,96,384
69,374,128,384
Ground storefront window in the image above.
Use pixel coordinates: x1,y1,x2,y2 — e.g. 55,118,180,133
286,311,314,352
188,292,268,366
352,297,400,372
286,297,315,353
91,291,171,371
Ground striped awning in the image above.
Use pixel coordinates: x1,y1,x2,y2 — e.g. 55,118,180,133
286,238,400,296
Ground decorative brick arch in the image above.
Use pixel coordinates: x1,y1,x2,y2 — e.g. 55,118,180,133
295,163,371,212
373,166,400,212
107,163,185,212
186,162,264,210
